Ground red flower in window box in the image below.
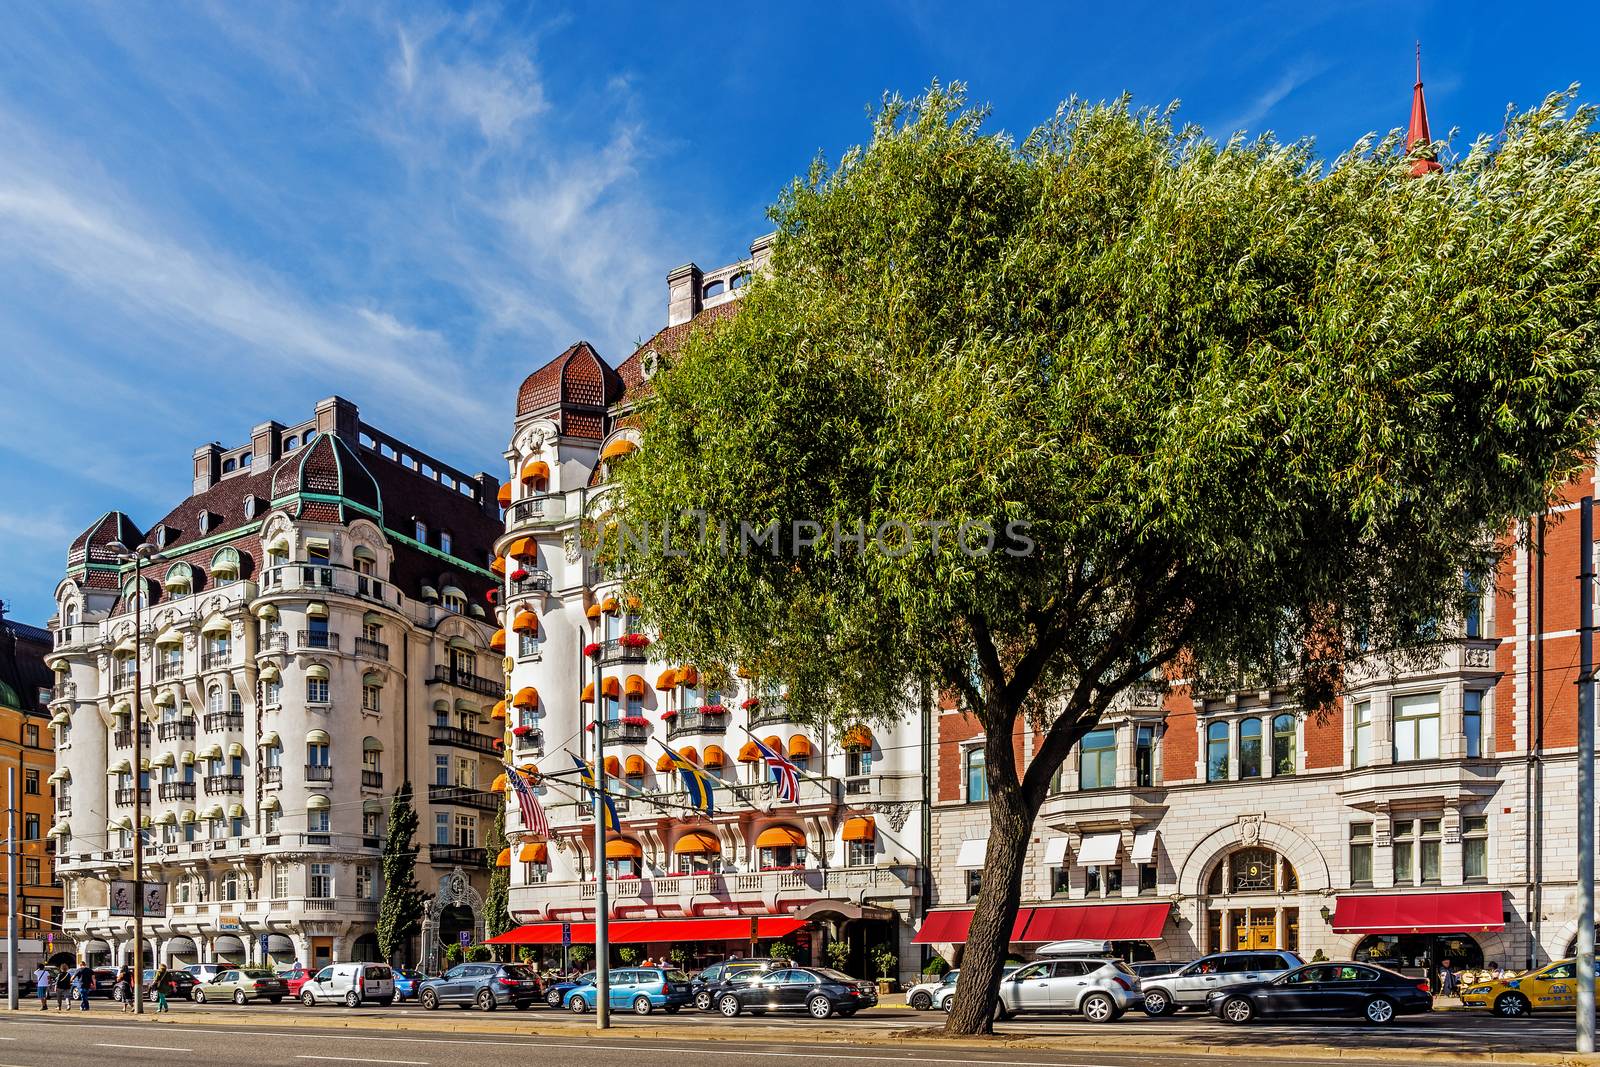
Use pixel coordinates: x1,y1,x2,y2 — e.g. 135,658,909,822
510,568,529,582
512,725,534,737
618,632,651,649
622,715,649,727
701,703,727,715
740,697,759,710
582,642,601,657
660,709,678,720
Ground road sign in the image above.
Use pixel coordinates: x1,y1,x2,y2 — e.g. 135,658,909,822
259,934,270,956
459,930,472,947
561,922,572,948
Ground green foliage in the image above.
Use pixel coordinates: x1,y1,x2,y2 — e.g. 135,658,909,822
922,956,950,976
376,782,428,964
569,946,593,968
443,942,462,968
466,944,492,963
870,945,898,979
484,803,512,941
517,946,536,964
768,941,795,962
617,946,640,965
825,941,852,971
667,946,690,968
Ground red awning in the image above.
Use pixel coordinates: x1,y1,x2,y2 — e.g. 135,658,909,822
1330,891,1504,934
912,908,1034,945
1020,902,1171,943
486,916,804,945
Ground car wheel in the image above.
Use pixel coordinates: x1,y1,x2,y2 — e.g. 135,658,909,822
942,999,954,1013
548,989,563,1008
633,995,653,1016
1080,992,1116,1023
234,990,248,1005
194,989,206,1004
1494,992,1532,1019
1142,989,1173,1017
808,995,833,1019
569,995,588,1014
301,991,317,1007
1221,996,1254,1024
909,991,932,1011
695,991,713,1012
420,990,439,1011
717,994,741,1018
1363,997,1396,1025
477,989,496,1012
345,990,361,1008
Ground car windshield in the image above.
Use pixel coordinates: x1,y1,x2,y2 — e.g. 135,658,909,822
813,968,855,983
942,970,960,984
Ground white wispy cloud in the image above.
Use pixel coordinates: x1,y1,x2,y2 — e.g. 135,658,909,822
1218,62,1327,137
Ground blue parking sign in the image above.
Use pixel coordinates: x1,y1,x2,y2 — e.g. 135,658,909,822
459,930,472,947
561,922,571,948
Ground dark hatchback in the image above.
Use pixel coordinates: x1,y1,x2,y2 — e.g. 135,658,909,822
141,968,199,1001
691,958,782,1012
1210,962,1432,1025
417,962,542,1011
713,966,877,1020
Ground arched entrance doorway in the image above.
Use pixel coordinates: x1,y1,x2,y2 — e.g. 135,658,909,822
351,933,381,962
80,939,111,965
1202,847,1301,954
262,934,296,968
419,868,484,972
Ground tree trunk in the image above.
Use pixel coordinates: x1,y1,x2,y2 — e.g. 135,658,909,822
943,777,1035,1035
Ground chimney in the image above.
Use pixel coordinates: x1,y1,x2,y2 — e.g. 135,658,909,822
251,420,284,470
666,262,703,327
314,396,361,444
193,444,222,494
749,232,777,275
475,473,502,519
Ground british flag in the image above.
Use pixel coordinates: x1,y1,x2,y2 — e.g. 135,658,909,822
506,765,550,839
749,735,799,804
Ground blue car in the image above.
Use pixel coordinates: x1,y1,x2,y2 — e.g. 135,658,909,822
392,968,430,1001
544,970,596,1009
564,966,694,1016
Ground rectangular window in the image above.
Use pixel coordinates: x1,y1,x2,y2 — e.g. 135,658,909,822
519,632,539,658
435,812,450,846
1050,867,1071,897
1392,693,1441,763
435,756,449,786
1085,865,1101,896
306,678,329,703
24,814,39,840
1105,865,1123,894
1464,690,1483,759
1349,823,1373,886
363,685,381,712
1078,728,1116,791
1135,725,1155,788
24,768,39,795
414,520,427,544
363,621,381,642
264,810,279,833
273,866,290,898
309,810,330,833
965,869,983,901
440,531,453,555
356,865,374,899
1351,702,1372,768
307,743,330,767
965,748,987,802
1272,714,1297,775
1206,721,1229,782
846,840,873,867
1419,818,1442,885
1392,819,1415,884
1463,815,1489,881
1464,572,1485,638
309,863,332,898
1138,863,1157,894
24,858,40,885
454,813,476,848
1239,718,1262,778
846,749,872,777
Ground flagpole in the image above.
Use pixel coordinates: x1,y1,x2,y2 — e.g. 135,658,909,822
593,611,610,1031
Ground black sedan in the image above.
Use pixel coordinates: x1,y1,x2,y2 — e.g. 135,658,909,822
1210,962,1432,1025
713,966,877,1020
141,968,199,1002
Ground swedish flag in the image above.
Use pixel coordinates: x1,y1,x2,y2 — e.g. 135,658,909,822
569,753,619,830
661,743,715,814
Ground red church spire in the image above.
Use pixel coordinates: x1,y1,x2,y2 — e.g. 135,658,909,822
1407,43,1443,176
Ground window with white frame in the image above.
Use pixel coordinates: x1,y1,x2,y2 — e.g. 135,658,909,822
964,747,986,802
1392,693,1441,763
273,865,290,898
847,839,873,867
434,755,449,786
1239,717,1262,778
1463,815,1489,881
307,676,329,703
362,682,381,712
1205,721,1229,781
356,865,374,899
453,813,476,848
1464,690,1484,758
1391,816,1443,885
434,812,449,846
308,808,330,833
1350,701,1372,767
308,863,332,898
1350,822,1373,885
1079,728,1116,790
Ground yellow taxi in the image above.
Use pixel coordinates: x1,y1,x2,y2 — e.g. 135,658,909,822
1462,960,1600,1017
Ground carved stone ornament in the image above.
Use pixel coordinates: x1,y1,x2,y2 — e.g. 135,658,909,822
868,801,915,833
563,536,582,565
1237,814,1264,846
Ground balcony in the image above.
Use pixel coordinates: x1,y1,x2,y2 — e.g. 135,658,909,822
506,494,569,527
113,787,150,807
601,719,649,745
666,708,730,739
154,661,184,683
204,712,244,733
259,562,401,608
429,845,486,866
262,767,281,785
112,728,151,750
297,630,340,652
56,797,71,815
305,765,333,783
597,637,648,667
510,570,553,596
201,650,233,671
157,721,195,742
430,665,501,697
748,702,802,730
512,728,544,752
54,623,97,649
428,725,500,755
257,631,288,654
361,770,383,789
157,782,195,802
112,671,137,692
428,783,501,813
203,775,243,796
354,637,390,661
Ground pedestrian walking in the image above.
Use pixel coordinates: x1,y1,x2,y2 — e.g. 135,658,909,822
54,964,71,1011
116,965,135,1012
150,963,171,1014
32,963,51,1011
71,963,93,1010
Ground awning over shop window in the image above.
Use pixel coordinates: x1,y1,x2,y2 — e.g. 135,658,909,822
1131,829,1159,864
674,831,720,855
913,908,1033,945
1021,902,1171,943
605,837,642,859
1042,837,1070,865
486,915,804,946
1331,891,1505,934
755,825,805,849
1075,832,1122,867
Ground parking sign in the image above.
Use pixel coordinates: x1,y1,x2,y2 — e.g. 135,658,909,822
459,930,472,947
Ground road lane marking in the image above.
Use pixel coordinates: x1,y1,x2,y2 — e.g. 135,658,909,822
297,1058,428,1065
96,1042,194,1052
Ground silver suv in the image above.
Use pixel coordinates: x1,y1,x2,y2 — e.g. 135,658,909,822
1140,950,1302,1016
990,957,1141,1023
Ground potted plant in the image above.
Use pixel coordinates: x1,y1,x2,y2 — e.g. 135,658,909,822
569,945,593,971
769,941,796,964
825,940,851,972
869,944,898,994
618,632,651,649
583,642,601,657
740,697,760,710
618,946,640,966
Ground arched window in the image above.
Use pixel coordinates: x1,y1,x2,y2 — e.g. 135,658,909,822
729,271,751,290
1272,714,1297,775
702,279,725,300
207,687,224,714
222,458,236,473
965,746,987,802
1205,721,1229,782
1206,847,1298,895
283,435,299,452
1239,718,1262,778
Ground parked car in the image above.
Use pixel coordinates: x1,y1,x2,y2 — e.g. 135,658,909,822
713,966,878,1019
298,963,397,1007
1130,961,1192,980
982,957,1141,1023
183,963,227,984
907,969,957,1010
564,967,694,1015
1462,959,1599,1017
544,970,596,1008
690,958,782,1012
392,968,431,1002
91,967,119,998
931,965,1024,1012
1139,950,1304,1016
141,968,199,1002
192,967,288,1004
276,966,315,997
1209,962,1432,1025
417,962,541,1011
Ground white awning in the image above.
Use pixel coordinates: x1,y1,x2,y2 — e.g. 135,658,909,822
1075,832,1122,867
956,839,988,868
1042,837,1071,865
1131,829,1159,864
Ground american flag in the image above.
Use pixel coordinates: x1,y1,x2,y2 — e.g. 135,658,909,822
749,735,799,804
506,765,550,839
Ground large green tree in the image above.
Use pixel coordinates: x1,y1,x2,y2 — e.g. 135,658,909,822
376,781,428,965
607,85,1600,1034
484,802,512,949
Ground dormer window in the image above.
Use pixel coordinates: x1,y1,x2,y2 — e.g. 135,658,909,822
243,496,260,519
198,512,215,534
239,451,252,467
222,458,236,474
151,525,169,548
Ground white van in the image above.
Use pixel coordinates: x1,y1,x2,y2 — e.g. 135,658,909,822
299,962,396,1007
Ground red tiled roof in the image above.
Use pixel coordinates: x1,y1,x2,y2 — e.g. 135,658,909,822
618,300,741,406
516,341,625,425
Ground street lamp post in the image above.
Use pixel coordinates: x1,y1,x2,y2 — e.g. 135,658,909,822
115,541,157,1017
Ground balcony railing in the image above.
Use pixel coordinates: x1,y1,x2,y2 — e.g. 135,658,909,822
262,767,281,784
597,637,648,667
154,661,184,683
201,650,233,671
354,637,390,661
430,666,501,697
297,630,340,652
601,720,649,745
305,765,333,783
54,623,97,648
51,682,73,701
157,782,195,802
258,563,401,608
112,728,150,750
204,712,244,732
667,709,729,739
56,797,71,815
506,494,568,527
429,845,486,866
258,631,288,654
112,671,137,691
113,787,149,806
510,570,553,596
512,729,544,751
361,770,383,789
428,783,501,813
157,721,195,742
748,703,801,729
427,725,500,755
203,775,244,796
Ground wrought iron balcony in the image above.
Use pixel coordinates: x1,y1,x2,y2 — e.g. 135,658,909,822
429,845,486,866
204,712,244,733
257,631,288,654
154,661,184,683
262,767,282,784
354,637,390,661
748,702,802,729
429,665,500,696
114,787,149,806
510,570,553,596
157,721,195,742
157,782,195,802
297,630,340,651
201,650,233,671
666,708,729,739
112,728,150,750
203,775,244,796
305,765,333,783
361,770,383,789
427,725,500,755
428,783,501,813
597,637,648,667
601,719,649,745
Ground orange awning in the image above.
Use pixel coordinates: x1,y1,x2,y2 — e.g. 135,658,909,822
599,596,620,614
495,847,512,868
585,604,603,619
656,668,679,689
656,752,675,772
491,773,508,793
512,610,539,634
624,755,647,777
755,826,806,849
580,682,595,703
605,837,642,859
496,483,513,507
603,756,621,778
674,831,720,855
703,745,727,768
599,438,638,462
508,537,536,558
841,725,873,749
738,742,761,763
842,816,876,842
762,735,781,752
490,556,506,576
513,687,539,708
520,460,550,486
623,674,646,697
490,700,507,721
600,677,621,699
519,842,549,863
489,629,506,652
678,746,699,764
787,735,813,758
678,665,700,687
518,762,540,777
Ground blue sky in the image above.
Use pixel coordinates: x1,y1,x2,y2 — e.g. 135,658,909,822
1,1,1596,624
